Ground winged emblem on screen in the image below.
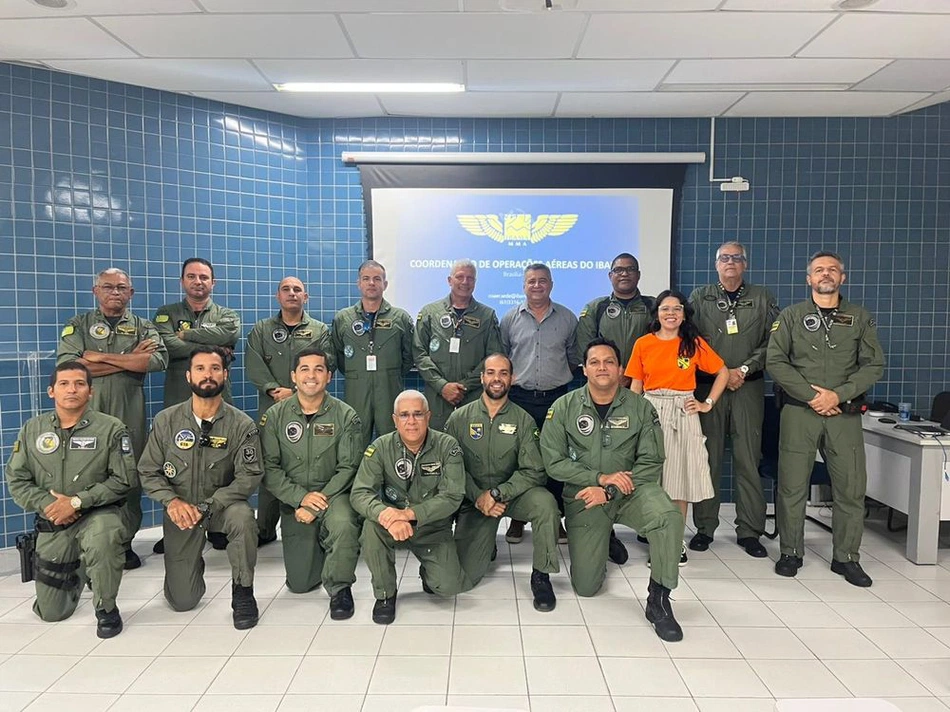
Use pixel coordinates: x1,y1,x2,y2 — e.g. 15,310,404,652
457,213,579,244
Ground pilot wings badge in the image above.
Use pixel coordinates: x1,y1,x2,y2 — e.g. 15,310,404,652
457,213,579,245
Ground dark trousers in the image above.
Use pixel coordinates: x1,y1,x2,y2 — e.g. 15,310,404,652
508,384,569,514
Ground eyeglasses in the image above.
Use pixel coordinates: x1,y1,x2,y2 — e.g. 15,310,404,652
199,419,213,447
396,411,428,422
610,267,639,275
97,284,130,293
717,254,746,264
658,305,685,314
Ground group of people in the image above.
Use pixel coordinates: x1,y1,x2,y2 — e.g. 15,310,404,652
5,243,885,644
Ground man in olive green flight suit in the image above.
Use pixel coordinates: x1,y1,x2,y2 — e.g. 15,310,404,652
689,242,780,558
246,276,333,545
57,267,168,569
332,260,414,446
540,337,685,641
154,258,241,408
261,348,363,620
767,251,885,587
445,353,559,611
5,362,135,639
139,346,264,629
576,253,653,383
413,259,503,431
350,389,473,624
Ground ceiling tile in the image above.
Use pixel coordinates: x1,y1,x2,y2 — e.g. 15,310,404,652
864,0,950,12
43,59,271,91
895,89,950,114
464,0,721,9
0,18,135,59
341,12,586,59
724,90,930,116
254,59,463,84
556,91,744,117
96,14,353,59
467,59,674,91
665,58,887,85
193,90,385,118
578,12,835,58
721,0,839,10
199,0,461,11
380,92,558,117
0,0,200,18
800,14,950,58
855,60,950,91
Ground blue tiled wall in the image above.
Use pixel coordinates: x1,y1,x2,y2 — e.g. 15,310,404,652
1,62,948,547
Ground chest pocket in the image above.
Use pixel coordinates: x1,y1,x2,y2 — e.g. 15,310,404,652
735,301,761,333
65,447,111,486
202,448,235,487
492,427,519,465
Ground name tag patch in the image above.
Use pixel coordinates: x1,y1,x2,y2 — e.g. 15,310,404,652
313,423,335,437
606,416,629,429
419,461,443,476
207,436,228,449
69,436,98,450
498,423,518,435
831,313,855,327
116,324,137,336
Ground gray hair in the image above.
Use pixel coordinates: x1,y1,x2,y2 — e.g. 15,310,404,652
715,242,747,261
393,389,429,414
807,250,845,273
524,262,551,279
450,259,477,278
358,259,386,278
95,267,131,287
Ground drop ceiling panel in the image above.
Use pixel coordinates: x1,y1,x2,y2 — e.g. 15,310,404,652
198,0,461,11
0,0,200,18
862,0,950,12
44,59,271,91
96,14,354,59
898,89,950,113
254,59,463,84
556,91,744,117
855,60,950,91
467,59,674,91
380,92,558,117
665,58,888,86
800,14,950,58
0,18,135,59
578,12,835,58
721,0,846,10
194,90,385,118
725,91,929,116
464,0,721,9
341,12,587,59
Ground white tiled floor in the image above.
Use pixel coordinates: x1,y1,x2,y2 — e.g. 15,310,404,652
1,505,950,712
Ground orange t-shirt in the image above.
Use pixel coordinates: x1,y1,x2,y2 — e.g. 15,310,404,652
624,333,725,391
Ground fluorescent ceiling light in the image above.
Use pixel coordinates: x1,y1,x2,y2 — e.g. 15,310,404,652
275,82,464,93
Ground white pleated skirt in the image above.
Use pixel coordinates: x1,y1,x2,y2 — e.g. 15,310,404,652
643,389,715,503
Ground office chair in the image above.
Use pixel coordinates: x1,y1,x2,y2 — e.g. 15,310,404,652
931,391,950,428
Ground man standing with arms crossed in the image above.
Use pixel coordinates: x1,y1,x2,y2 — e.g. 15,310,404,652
688,242,779,557
332,260,414,446
767,251,884,586
57,267,167,570
413,259,503,431
246,276,332,546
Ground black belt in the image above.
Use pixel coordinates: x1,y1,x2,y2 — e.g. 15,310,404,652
697,370,763,384
510,384,570,399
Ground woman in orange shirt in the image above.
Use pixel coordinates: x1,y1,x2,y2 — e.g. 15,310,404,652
625,290,729,564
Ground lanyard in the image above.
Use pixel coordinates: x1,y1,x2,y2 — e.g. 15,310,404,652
716,283,745,316
816,305,839,350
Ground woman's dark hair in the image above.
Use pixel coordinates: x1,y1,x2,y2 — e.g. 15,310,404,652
648,289,704,359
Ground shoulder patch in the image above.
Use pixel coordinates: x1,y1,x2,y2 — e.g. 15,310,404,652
258,413,268,427
242,446,257,463
12,440,20,453
449,445,462,457
545,408,554,421
364,444,376,458
120,434,133,455
868,318,876,327
155,314,170,323
61,325,75,337
770,320,780,333
533,428,540,441
415,312,423,322
579,307,589,318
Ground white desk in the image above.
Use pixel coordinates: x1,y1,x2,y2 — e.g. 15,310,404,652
862,415,950,565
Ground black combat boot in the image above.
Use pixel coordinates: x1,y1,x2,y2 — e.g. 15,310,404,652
329,586,355,620
608,531,629,565
231,582,259,630
373,594,397,625
530,569,556,612
645,578,683,642
95,607,123,639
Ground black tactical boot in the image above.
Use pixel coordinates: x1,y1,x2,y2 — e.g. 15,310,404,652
123,548,142,570
231,582,259,630
645,578,683,642
530,569,557,612
373,595,397,625
608,531,629,565
207,531,229,550
329,586,355,620
95,607,123,639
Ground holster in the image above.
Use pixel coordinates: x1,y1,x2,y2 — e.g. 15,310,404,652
16,532,36,583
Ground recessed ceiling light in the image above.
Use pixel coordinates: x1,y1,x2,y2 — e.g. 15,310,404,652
274,82,465,94
834,0,879,9
32,0,72,8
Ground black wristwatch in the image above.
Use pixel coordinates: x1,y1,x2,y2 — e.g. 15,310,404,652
489,487,503,502
196,501,212,522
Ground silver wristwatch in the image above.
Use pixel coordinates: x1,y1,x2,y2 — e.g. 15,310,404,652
704,397,715,407
739,365,750,375
69,495,82,510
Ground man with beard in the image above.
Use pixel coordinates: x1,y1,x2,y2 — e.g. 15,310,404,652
139,346,264,628
261,348,363,620
247,276,333,547
350,389,472,624
57,267,168,570
332,260,414,446
445,353,559,611
5,362,136,638
152,258,241,555
767,251,884,586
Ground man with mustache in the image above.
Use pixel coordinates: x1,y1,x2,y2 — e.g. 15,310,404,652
139,346,264,628
767,251,885,586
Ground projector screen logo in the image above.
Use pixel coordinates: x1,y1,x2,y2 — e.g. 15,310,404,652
457,213,579,245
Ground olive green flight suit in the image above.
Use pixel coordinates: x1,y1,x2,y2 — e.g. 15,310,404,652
540,387,683,594
766,298,885,563
413,296,503,431
331,299,414,446
139,401,263,611
57,309,168,548
445,398,560,585
153,299,241,408
6,408,136,621
261,393,363,595
690,283,780,541
350,429,473,600
246,311,333,540
575,293,654,365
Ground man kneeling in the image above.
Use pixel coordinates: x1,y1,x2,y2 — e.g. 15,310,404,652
350,389,472,624
540,338,685,641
